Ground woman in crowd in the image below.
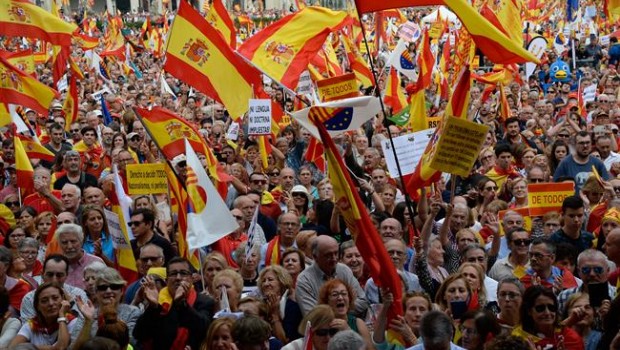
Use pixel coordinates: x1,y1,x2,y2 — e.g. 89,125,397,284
373,291,433,349
459,310,502,350
9,282,76,348
496,278,524,334
508,178,528,209
4,227,26,255
233,242,260,291
212,269,243,313
549,140,569,174
339,241,367,289
0,286,20,347
317,279,374,348
380,185,398,216
565,293,602,350
82,261,107,301
474,177,497,220
458,263,488,310
434,273,475,317
281,305,336,350
82,205,115,266
280,248,305,288
17,207,37,237
298,166,318,200
201,252,229,296
33,211,54,262
289,186,311,224
416,201,449,299
18,238,42,284
199,317,236,350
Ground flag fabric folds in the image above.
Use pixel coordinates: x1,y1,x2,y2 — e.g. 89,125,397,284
0,55,59,115
0,49,35,76
341,34,375,88
16,135,55,162
63,75,79,132
354,0,539,65
165,0,260,119
100,94,114,125
0,0,78,46
205,0,236,48
314,118,403,321
388,40,416,80
109,166,138,283
14,136,33,189
184,139,239,250
238,7,351,90
383,68,408,114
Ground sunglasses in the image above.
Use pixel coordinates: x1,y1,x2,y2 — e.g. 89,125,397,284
533,303,557,313
44,272,66,278
4,201,19,207
292,192,307,198
251,180,267,185
528,178,545,183
557,134,570,138
128,221,143,227
70,129,80,133
512,239,531,246
96,284,124,292
269,172,280,176
314,328,339,337
580,266,604,275
139,256,162,263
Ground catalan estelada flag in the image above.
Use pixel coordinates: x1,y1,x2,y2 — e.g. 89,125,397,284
313,114,403,326
14,136,33,189
354,0,539,65
238,7,351,90
205,0,236,48
0,0,77,46
0,49,35,76
165,0,260,119
0,55,59,115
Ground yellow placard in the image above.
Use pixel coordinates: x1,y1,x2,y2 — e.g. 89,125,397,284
426,116,442,129
429,116,489,177
126,163,168,195
527,182,575,216
316,73,359,102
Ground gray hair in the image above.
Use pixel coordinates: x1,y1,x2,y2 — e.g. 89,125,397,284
498,277,525,295
96,267,127,286
327,330,365,350
577,249,608,266
139,243,164,258
18,237,39,251
83,261,107,276
419,311,454,348
55,223,84,243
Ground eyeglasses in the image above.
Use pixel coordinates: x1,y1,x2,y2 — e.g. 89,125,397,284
292,192,306,198
44,272,66,279
128,221,143,227
70,129,80,133
168,270,192,278
251,180,267,185
96,284,124,292
528,178,545,183
512,239,531,246
139,256,162,263
528,252,552,259
484,186,498,191
314,328,339,337
580,266,605,275
499,292,521,300
533,303,557,313
4,201,19,207
557,134,570,138
329,291,348,299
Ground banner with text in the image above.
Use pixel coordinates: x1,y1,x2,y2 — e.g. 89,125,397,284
104,209,131,249
126,163,168,195
248,99,272,135
381,129,434,178
528,182,575,216
316,73,359,102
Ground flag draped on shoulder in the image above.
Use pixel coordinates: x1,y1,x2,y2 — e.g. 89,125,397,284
0,0,78,46
0,55,59,115
354,0,538,65
314,116,403,322
205,0,236,48
238,7,351,90
165,0,260,119
184,139,239,250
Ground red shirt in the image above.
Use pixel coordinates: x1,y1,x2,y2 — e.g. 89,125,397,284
211,233,248,268
23,190,62,214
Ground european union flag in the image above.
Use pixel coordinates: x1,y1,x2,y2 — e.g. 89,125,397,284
100,94,114,126
567,0,579,22
308,107,354,131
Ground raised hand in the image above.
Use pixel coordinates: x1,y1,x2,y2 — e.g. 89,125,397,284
76,296,96,321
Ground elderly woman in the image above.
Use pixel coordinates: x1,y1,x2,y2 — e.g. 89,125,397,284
281,305,337,350
201,252,228,296
9,282,75,348
17,238,42,286
75,267,141,342
280,248,306,287
496,278,524,334
233,242,260,294
339,241,367,288
82,261,107,300
213,269,243,313
257,264,302,342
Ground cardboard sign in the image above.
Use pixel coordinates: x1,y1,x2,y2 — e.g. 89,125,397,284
528,182,575,216
426,116,442,129
296,70,313,95
582,84,597,102
247,99,272,135
126,163,168,195
104,209,131,249
316,73,359,102
429,116,489,177
381,129,435,178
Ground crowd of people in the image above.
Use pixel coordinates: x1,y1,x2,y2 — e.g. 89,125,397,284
2,2,620,350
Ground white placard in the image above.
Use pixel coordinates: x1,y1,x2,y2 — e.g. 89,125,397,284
104,209,131,249
248,99,272,135
296,70,313,95
600,35,610,47
226,122,240,141
583,84,597,102
381,129,435,178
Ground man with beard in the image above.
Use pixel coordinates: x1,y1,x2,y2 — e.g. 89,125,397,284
42,123,72,168
554,131,610,192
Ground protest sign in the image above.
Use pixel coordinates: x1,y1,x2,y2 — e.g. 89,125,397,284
582,84,597,102
296,70,313,95
247,99,272,135
429,116,489,177
104,209,131,249
498,207,532,234
316,73,359,102
381,129,434,178
528,182,575,216
126,163,168,195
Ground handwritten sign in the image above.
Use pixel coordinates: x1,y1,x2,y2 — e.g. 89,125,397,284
126,163,168,195
528,182,575,216
247,99,271,135
429,116,489,177
381,129,434,178
316,73,359,102
104,209,131,249
296,70,313,95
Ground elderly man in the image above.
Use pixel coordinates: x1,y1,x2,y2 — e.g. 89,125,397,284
20,254,88,322
489,228,531,281
296,235,368,316
212,208,247,268
260,212,300,269
23,167,63,214
53,150,98,191
124,244,166,304
60,184,82,218
57,223,104,289
133,257,215,350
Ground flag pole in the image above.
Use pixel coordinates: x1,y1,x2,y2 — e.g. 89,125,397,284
354,7,417,244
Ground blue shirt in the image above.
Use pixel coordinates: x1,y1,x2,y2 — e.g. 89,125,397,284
553,155,610,193
83,231,115,263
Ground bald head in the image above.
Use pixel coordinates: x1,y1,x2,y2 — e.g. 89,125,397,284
313,235,339,274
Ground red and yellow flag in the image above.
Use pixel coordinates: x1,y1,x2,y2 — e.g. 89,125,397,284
16,134,55,162
0,0,78,46
384,68,407,114
0,56,59,115
14,136,33,189
205,0,236,49
417,29,435,88
341,33,374,88
238,7,351,89
165,0,261,119
73,32,99,50
0,49,35,76
63,75,79,132
51,45,69,84
354,0,539,64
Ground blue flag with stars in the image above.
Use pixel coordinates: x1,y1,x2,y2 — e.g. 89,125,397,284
308,107,354,131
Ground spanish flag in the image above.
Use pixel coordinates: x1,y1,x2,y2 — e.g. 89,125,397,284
238,7,351,90
0,49,35,76
314,114,403,325
0,55,59,115
16,134,55,162
73,32,99,51
354,0,539,65
383,68,407,114
341,33,374,88
165,0,260,119
14,136,33,189
63,75,79,132
605,0,620,19
0,0,77,46
205,0,236,49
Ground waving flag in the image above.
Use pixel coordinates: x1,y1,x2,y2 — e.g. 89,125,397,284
314,116,403,324
354,0,539,65
0,56,59,115
238,7,351,89
0,49,35,76
14,136,33,189
205,0,236,48
291,95,381,139
73,32,99,50
605,0,620,18
165,0,260,119
109,165,138,283
0,0,77,46
184,139,239,250
388,40,416,80
341,33,375,88
416,29,434,89
384,68,408,114
63,75,79,132
100,94,113,125
16,135,55,162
